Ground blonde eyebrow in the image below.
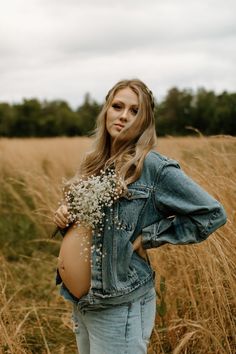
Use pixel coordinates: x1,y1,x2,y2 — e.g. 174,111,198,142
112,99,139,108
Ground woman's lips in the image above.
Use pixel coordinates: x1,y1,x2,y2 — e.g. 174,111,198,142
114,124,124,130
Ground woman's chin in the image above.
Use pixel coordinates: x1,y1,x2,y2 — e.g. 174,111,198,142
111,130,122,139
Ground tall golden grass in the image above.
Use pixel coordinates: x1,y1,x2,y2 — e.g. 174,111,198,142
0,136,235,353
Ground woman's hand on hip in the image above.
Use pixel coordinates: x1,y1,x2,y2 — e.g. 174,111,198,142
53,205,69,229
132,235,148,261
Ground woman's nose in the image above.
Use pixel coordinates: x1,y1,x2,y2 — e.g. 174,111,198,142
120,116,127,122
120,109,129,121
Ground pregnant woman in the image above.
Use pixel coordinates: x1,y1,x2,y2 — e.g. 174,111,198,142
53,78,227,354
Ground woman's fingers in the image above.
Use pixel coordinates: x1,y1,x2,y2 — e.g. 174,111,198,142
54,214,68,228
57,212,68,225
54,205,69,228
60,205,69,217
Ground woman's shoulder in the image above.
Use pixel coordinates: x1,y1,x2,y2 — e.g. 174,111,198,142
145,150,180,168
140,150,181,184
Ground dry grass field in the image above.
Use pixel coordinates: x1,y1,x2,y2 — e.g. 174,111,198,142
0,136,235,354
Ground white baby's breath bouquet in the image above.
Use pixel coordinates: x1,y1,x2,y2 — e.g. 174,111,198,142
52,166,124,237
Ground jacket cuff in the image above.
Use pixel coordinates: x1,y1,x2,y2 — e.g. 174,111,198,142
141,217,175,249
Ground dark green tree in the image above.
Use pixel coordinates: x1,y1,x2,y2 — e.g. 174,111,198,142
155,87,194,136
12,99,42,137
214,92,236,135
0,103,16,136
39,100,81,137
0,88,235,137
191,88,217,134
76,93,102,136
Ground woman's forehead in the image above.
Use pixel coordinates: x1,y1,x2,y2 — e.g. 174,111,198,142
113,87,139,105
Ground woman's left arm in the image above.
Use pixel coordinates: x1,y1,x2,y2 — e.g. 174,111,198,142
141,161,227,250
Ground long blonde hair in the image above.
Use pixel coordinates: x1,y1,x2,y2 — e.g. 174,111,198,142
78,79,157,188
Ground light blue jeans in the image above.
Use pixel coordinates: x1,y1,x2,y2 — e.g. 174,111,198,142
71,287,156,354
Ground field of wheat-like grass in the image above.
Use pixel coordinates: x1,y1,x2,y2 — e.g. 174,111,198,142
0,136,235,354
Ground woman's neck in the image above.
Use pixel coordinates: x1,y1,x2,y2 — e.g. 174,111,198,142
110,142,115,157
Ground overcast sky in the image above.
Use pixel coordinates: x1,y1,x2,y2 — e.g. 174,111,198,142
1,0,236,109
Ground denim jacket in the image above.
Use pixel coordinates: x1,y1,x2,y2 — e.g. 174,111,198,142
56,150,227,311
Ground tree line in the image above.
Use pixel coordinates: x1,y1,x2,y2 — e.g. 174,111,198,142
0,88,235,137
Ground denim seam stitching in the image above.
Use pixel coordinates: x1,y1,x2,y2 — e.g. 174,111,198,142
201,207,221,237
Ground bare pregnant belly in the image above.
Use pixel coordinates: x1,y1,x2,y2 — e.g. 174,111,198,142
58,225,92,299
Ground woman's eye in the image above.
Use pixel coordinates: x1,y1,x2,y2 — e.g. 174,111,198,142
131,108,138,115
112,104,121,110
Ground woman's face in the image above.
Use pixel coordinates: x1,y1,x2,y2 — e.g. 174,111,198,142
106,87,139,143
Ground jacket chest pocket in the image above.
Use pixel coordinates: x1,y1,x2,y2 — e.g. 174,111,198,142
116,188,150,231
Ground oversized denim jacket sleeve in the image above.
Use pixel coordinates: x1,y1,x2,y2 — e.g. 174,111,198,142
141,159,227,249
